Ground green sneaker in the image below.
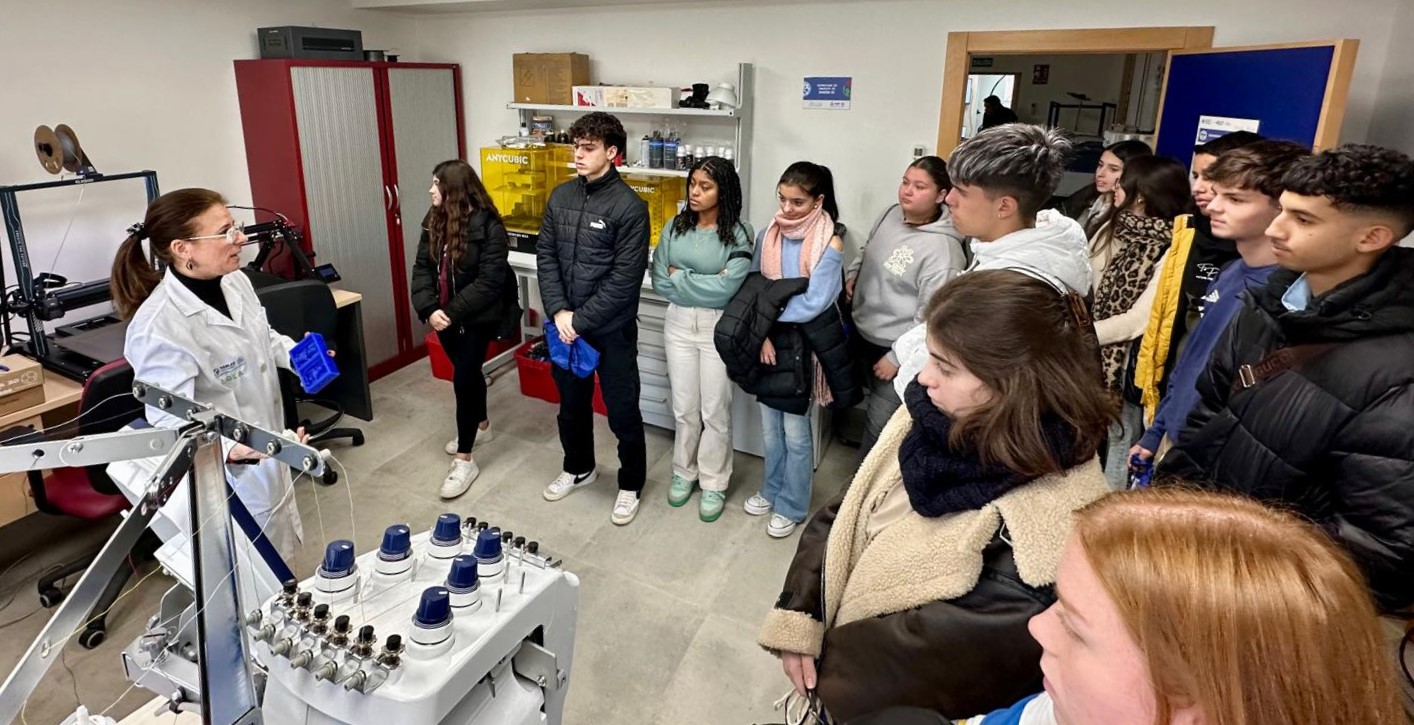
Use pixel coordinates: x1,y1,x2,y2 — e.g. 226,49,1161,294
667,475,697,507
699,490,726,522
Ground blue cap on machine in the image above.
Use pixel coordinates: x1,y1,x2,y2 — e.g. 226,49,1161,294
432,513,462,545
473,528,503,564
414,587,452,628
445,554,480,593
379,524,412,562
319,540,356,578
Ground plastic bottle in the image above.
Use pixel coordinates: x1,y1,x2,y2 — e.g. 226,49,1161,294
722,146,735,163
639,135,651,168
662,132,679,172
681,144,695,171
518,123,528,138
649,131,664,169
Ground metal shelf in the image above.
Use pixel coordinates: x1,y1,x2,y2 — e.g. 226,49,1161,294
507,103,738,118
507,62,753,216
566,163,689,178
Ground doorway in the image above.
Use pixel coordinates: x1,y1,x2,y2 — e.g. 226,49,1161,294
936,27,1216,156
963,73,1019,139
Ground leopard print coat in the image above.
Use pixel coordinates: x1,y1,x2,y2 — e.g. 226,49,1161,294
1093,211,1173,393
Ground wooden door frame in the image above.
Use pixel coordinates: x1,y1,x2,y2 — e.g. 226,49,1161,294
936,26,1215,156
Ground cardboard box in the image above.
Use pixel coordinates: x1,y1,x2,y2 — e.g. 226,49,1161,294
513,53,590,105
0,355,45,418
0,415,43,526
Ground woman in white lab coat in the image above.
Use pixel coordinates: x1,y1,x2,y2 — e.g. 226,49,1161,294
111,188,305,561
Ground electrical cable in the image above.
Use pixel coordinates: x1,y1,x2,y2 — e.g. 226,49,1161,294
94,473,306,719
43,180,84,281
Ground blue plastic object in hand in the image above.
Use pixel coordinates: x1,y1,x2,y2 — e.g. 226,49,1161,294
542,322,600,378
290,332,339,394
1128,454,1155,489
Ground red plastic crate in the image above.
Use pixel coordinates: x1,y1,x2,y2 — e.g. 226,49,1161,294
592,376,607,416
515,336,605,414
428,327,523,383
426,331,454,381
515,337,559,404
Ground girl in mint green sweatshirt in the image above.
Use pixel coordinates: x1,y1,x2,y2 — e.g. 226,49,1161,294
650,157,753,523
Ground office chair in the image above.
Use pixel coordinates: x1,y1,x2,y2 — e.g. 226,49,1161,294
252,280,365,462
7,359,154,649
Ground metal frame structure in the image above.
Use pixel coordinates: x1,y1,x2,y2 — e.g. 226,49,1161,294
0,381,326,725
0,171,161,380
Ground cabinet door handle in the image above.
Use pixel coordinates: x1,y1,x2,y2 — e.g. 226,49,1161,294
385,186,393,211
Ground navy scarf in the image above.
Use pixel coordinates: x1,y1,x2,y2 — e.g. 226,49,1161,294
898,380,1081,517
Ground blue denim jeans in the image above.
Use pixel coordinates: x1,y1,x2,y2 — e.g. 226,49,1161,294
760,404,813,522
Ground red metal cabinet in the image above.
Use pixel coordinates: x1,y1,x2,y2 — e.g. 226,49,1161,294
234,59,465,379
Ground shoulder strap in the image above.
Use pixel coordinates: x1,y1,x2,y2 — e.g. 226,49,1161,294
1231,343,1340,396
869,204,899,241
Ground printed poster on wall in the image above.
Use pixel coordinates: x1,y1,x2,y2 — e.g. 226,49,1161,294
1194,115,1261,145
804,77,852,110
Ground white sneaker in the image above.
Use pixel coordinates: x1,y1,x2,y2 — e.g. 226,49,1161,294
543,469,597,501
767,514,798,538
744,493,773,516
445,426,495,455
611,490,641,526
439,459,480,499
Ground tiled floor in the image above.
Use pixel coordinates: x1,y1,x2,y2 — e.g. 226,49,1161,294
0,362,861,724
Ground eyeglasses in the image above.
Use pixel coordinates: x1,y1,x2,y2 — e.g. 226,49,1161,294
186,222,245,245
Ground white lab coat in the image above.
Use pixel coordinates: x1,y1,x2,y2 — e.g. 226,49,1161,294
123,269,304,560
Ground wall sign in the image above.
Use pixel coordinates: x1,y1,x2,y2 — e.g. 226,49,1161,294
1194,115,1262,145
1032,64,1051,85
971,57,994,68
803,76,852,110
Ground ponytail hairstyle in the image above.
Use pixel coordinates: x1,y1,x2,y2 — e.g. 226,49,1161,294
111,188,227,319
425,159,500,267
778,161,840,223
670,156,746,245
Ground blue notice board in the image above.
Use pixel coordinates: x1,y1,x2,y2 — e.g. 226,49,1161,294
804,76,852,110
1155,45,1336,164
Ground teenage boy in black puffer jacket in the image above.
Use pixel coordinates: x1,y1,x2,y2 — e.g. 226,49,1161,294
535,112,651,526
1160,145,1414,616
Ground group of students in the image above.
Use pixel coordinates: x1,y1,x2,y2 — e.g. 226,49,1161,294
415,110,1414,720
754,125,1414,722
109,105,1413,723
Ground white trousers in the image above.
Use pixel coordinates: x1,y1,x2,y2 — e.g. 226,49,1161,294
663,304,734,492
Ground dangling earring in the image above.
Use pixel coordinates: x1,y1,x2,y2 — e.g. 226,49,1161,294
185,259,195,271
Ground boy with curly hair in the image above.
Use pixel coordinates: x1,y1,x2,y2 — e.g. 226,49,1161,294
1159,144,1414,615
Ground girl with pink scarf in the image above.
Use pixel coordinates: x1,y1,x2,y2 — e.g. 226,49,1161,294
741,162,847,539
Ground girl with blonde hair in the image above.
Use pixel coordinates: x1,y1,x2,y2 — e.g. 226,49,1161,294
952,488,1405,725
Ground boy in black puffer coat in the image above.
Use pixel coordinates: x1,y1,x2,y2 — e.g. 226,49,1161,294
535,112,652,526
1161,145,1414,618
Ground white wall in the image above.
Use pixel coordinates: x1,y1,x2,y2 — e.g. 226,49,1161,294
0,0,416,291
1367,0,1414,154
416,0,1405,249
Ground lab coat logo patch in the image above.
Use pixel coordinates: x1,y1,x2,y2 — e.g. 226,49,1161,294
214,356,248,385
884,246,915,277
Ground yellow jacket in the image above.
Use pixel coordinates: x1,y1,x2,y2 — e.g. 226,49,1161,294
1134,214,1195,424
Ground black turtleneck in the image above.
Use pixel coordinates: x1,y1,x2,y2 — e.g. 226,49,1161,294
173,268,231,319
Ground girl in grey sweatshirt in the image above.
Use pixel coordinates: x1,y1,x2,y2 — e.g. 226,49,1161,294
845,157,968,458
